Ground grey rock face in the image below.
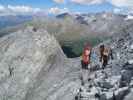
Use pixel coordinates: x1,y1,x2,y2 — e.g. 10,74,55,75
75,28,133,100
0,15,133,100
0,26,80,100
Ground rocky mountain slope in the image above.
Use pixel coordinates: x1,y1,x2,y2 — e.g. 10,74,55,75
0,26,80,100
0,16,132,100
56,12,129,37
28,13,133,58
74,25,133,100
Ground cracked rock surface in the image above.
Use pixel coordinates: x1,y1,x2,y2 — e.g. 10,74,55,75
75,28,133,100
0,22,133,100
0,26,80,100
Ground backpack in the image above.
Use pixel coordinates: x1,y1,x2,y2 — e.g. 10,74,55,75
82,48,91,64
103,48,109,56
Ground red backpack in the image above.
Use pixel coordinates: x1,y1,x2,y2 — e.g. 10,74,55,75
82,47,91,64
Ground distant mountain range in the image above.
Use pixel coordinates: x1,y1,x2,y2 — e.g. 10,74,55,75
55,12,130,37
0,12,131,31
56,13,72,19
0,15,33,29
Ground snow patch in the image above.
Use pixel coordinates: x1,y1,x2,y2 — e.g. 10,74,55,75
128,60,133,64
130,44,133,50
125,15,133,20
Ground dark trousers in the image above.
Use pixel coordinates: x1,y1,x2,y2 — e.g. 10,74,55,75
81,60,88,70
102,55,108,69
81,60,89,86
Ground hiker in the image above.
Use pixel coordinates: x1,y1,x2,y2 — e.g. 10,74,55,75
99,45,111,69
102,47,109,69
99,45,105,62
81,43,92,85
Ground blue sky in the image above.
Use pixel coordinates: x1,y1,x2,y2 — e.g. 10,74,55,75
0,0,114,13
0,0,54,8
0,0,132,15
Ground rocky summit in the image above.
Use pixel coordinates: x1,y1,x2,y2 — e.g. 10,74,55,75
0,23,133,100
0,26,80,100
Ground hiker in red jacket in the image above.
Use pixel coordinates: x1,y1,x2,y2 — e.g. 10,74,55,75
81,43,92,85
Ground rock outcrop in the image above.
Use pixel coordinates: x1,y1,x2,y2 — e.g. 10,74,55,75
0,26,80,100
75,28,133,100
0,18,133,100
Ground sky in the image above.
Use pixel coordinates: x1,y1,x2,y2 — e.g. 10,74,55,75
0,0,133,15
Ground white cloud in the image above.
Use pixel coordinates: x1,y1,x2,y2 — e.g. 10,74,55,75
8,5,33,13
110,0,133,14
70,0,133,8
49,7,69,15
0,5,5,11
69,0,133,14
0,5,42,16
71,0,105,5
53,0,65,3
109,0,133,8
53,0,105,5
7,5,42,13
52,0,133,11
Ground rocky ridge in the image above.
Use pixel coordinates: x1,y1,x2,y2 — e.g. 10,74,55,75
0,26,80,100
0,22,133,100
75,28,133,100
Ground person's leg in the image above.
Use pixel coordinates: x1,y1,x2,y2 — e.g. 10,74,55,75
81,64,88,85
88,64,91,70
81,60,84,69
81,61,89,85
83,69,89,85
100,55,102,62
102,55,108,69
102,56,105,69
87,64,91,81
81,60,84,86
100,53,104,69
83,63,90,84
102,62,106,69
100,51,103,62
81,69,86,86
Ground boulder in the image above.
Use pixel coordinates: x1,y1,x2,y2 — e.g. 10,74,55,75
80,86,99,100
115,87,129,100
128,60,133,65
120,70,132,87
100,81,113,89
99,93,106,100
124,88,133,100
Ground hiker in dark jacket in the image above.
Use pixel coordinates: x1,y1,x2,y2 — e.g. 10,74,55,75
99,45,114,69
102,47,109,69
